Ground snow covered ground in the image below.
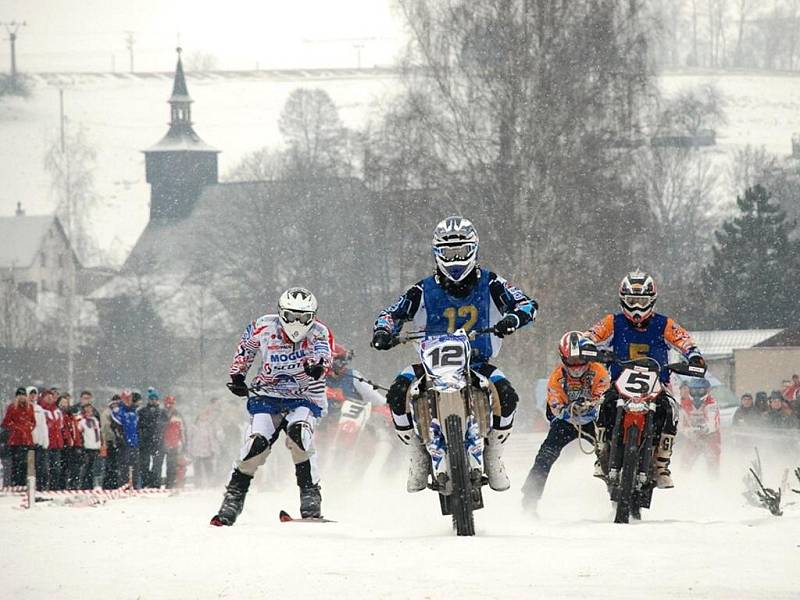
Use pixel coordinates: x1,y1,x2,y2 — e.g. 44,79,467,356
2,433,797,599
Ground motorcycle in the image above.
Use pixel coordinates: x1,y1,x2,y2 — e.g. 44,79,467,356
392,327,497,536
590,351,705,524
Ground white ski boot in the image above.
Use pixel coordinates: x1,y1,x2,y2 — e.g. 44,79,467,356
402,434,430,493
484,429,511,491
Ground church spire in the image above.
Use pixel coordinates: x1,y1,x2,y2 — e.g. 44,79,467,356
169,47,192,125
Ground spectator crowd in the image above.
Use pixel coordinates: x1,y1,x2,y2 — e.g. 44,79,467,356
732,374,800,430
1,385,237,491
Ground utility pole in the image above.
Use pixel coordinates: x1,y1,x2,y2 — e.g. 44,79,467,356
124,31,135,73
59,87,76,396
1,21,26,76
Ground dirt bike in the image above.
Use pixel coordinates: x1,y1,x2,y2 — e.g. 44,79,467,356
592,351,705,524
392,327,496,536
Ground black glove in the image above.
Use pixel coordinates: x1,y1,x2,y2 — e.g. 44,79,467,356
372,329,394,350
494,314,521,338
226,374,248,397
688,354,706,369
304,358,325,380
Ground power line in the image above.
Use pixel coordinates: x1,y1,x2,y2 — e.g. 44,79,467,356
1,20,27,76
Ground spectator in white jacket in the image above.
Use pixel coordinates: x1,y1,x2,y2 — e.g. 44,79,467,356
28,387,49,491
78,404,103,489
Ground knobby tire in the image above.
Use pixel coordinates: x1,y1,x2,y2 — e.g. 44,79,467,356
445,414,475,536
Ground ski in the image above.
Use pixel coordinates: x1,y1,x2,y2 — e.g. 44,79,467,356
278,510,335,523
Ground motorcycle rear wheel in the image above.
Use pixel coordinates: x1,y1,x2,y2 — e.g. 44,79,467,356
445,414,475,536
614,424,640,524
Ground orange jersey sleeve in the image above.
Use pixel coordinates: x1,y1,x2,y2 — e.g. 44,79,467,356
664,317,699,357
545,366,569,416
589,362,612,401
585,314,614,346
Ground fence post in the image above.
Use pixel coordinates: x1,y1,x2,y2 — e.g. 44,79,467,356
26,449,35,509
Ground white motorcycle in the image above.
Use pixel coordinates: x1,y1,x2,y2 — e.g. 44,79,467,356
394,327,496,536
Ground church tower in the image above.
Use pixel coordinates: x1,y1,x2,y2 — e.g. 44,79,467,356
144,48,219,221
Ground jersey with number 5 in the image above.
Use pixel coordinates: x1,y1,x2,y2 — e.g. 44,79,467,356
585,313,700,383
374,268,537,364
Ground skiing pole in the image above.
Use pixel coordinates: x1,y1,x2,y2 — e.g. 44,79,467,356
343,371,390,392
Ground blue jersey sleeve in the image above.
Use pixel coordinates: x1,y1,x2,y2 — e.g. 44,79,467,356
374,282,424,336
487,273,538,327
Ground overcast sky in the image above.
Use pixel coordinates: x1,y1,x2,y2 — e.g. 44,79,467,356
0,0,407,72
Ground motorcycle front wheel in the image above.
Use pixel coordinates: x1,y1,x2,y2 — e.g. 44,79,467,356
614,424,640,524
444,414,475,536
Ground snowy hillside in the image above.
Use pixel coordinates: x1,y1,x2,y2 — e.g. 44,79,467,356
1,433,797,599
3,68,800,266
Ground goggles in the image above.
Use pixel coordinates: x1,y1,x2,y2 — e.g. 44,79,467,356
280,309,315,325
622,294,653,309
562,356,587,367
434,242,476,262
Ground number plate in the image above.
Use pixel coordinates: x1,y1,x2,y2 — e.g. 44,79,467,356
615,367,660,400
419,330,470,391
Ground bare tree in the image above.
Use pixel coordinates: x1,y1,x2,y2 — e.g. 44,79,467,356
185,50,219,72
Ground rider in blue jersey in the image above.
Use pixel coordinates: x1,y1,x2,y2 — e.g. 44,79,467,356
372,216,537,492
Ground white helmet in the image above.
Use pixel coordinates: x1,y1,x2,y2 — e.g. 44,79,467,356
432,216,479,282
619,271,657,324
278,287,318,342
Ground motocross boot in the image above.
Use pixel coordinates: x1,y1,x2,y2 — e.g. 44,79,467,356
594,426,609,479
484,429,511,491
210,469,252,526
654,433,676,489
299,484,323,518
405,435,430,493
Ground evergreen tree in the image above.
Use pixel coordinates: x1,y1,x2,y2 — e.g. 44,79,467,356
704,185,800,328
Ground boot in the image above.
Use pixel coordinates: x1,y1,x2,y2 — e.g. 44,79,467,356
406,436,430,493
654,433,675,489
594,427,608,479
299,484,322,518
210,469,252,526
484,429,511,491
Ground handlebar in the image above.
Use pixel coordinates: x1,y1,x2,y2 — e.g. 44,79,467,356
391,326,496,347
586,350,706,377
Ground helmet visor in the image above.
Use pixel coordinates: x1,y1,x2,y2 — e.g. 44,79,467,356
434,242,477,262
280,309,315,325
562,356,587,367
622,294,653,308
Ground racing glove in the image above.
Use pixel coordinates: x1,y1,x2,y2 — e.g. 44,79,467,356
372,329,394,350
304,358,326,380
494,314,520,338
226,373,248,397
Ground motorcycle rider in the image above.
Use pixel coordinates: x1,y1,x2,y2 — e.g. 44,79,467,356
324,343,385,421
677,378,721,476
211,287,333,526
372,216,537,492
585,271,705,488
521,332,611,512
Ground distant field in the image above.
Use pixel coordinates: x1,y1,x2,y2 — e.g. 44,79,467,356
3,69,799,265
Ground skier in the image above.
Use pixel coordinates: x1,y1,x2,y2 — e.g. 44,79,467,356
677,378,721,475
585,271,705,488
521,331,610,511
371,216,537,492
211,287,333,526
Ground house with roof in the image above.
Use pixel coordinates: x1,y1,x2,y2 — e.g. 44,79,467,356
0,203,80,301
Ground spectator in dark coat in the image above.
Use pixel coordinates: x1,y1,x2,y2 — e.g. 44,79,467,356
138,387,168,488
732,393,760,428
1,387,35,486
72,390,100,419
765,392,793,429
112,390,140,488
101,394,121,489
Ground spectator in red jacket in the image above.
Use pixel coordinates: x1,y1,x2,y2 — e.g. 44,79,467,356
783,374,800,403
1,387,35,486
59,394,83,490
40,389,64,490
163,395,186,489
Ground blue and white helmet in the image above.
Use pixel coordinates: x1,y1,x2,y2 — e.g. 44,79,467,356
432,216,479,282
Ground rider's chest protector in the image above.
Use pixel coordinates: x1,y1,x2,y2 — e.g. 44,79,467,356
611,313,670,382
421,271,492,361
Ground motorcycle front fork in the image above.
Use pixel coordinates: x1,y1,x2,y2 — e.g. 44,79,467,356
607,407,655,489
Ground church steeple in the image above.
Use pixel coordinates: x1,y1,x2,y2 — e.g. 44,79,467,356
144,48,219,222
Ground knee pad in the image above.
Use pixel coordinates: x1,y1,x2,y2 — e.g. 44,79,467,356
286,421,315,464
235,434,271,476
386,377,412,416
493,379,518,417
